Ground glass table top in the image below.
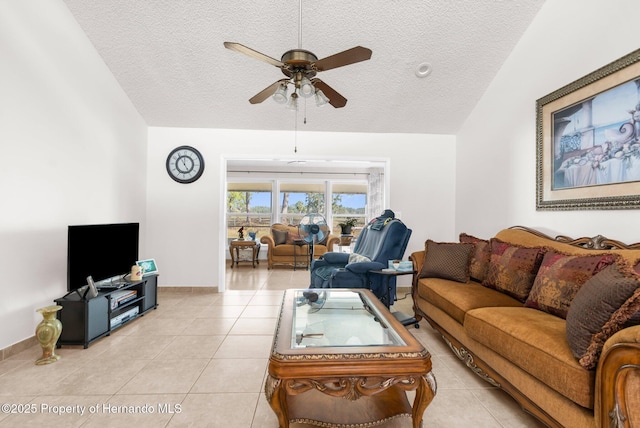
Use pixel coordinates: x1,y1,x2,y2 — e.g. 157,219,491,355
291,289,406,349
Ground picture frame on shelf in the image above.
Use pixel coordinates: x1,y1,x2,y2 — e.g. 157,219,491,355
136,258,158,276
536,48,640,210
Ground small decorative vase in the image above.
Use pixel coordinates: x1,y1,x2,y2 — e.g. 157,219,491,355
35,305,63,365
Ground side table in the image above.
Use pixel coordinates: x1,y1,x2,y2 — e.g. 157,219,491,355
229,239,261,268
369,269,419,328
292,239,310,271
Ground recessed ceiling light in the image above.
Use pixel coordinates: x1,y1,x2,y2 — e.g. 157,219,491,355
415,62,432,78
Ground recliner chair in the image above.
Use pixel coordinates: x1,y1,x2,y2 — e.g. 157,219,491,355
309,215,411,307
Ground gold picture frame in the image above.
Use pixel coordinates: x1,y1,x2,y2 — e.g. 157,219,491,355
536,49,640,210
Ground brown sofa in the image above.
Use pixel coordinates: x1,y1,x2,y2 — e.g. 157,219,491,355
410,226,640,428
260,223,339,269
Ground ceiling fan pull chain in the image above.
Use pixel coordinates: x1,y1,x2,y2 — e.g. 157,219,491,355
294,109,298,153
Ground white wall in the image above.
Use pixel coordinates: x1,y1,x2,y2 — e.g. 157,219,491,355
0,1,147,350
147,127,456,288
456,0,640,243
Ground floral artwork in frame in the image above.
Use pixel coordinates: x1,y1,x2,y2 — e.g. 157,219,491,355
536,49,640,210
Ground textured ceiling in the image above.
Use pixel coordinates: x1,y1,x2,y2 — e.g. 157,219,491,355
63,0,545,134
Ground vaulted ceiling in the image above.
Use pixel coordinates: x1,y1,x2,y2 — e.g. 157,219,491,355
63,0,545,135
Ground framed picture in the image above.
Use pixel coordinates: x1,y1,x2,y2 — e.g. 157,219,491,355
536,49,640,210
136,258,158,276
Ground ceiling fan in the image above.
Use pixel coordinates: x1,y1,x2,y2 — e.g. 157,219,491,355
223,2,372,110
223,43,371,109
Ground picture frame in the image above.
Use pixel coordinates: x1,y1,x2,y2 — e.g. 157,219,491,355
136,258,158,276
536,49,640,210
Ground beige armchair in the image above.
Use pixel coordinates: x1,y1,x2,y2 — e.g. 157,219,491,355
260,223,339,269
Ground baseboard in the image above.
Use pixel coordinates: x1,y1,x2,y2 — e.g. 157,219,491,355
1,335,37,362
158,286,219,294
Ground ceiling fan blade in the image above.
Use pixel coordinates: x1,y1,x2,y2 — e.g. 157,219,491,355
249,79,289,104
311,79,347,108
313,46,372,72
223,42,284,68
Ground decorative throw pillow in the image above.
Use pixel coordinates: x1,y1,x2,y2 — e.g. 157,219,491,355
349,253,371,263
525,251,617,319
285,230,301,245
566,262,640,369
482,239,545,302
419,240,474,283
459,233,491,282
272,229,288,245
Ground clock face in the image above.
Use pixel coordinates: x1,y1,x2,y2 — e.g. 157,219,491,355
166,146,205,183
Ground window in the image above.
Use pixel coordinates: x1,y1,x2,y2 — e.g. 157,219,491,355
279,182,325,225
332,182,367,237
227,182,272,240
225,168,384,241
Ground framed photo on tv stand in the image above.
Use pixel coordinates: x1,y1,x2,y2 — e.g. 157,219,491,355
136,259,158,276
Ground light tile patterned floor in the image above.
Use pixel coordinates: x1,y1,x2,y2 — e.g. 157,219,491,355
0,266,545,427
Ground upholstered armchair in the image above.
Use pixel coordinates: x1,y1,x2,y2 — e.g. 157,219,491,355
310,217,412,306
260,223,339,269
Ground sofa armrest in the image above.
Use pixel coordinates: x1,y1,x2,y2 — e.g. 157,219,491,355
321,252,350,265
344,261,386,274
311,257,333,271
596,325,640,428
260,235,275,246
326,235,340,252
410,250,425,288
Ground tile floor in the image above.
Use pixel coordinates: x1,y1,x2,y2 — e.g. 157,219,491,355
0,266,546,427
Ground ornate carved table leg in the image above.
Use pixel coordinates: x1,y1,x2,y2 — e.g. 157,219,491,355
412,371,437,428
252,245,257,268
265,374,289,428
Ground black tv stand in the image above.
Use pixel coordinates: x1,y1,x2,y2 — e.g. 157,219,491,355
55,274,158,348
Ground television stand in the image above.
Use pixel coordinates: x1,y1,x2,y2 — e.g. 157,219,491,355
55,274,158,348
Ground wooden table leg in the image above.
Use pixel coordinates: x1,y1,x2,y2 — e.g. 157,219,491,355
265,375,289,428
412,371,437,428
252,245,256,268
229,245,235,268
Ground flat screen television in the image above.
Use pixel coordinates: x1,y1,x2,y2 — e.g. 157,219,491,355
67,222,139,292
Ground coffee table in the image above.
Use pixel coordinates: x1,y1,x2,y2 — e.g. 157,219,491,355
265,289,437,428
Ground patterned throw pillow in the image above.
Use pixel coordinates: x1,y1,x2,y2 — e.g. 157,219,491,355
285,230,302,245
348,253,371,263
482,239,545,302
566,262,640,369
419,240,474,283
525,251,617,319
459,233,491,282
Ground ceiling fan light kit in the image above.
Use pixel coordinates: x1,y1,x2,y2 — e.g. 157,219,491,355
286,92,299,111
272,84,288,104
298,76,315,98
315,89,330,107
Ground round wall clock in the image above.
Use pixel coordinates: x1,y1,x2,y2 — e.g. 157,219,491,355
166,146,205,184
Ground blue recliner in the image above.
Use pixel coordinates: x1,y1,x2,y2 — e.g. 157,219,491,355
309,215,412,307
